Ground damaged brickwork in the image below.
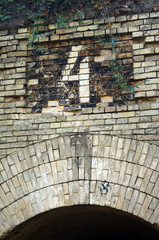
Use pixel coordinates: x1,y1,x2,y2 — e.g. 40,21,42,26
24,15,159,113
27,35,133,113
0,12,159,158
0,6,159,240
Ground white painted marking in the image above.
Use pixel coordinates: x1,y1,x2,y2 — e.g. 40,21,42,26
61,46,90,103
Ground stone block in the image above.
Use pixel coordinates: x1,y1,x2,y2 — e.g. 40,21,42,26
133,48,155,55
15,34,27,39
150,12,159,18
127,14,138,21
139,13,149,19
50,34,60,41
129,26,140,32
134,72,156,80
132,32,143,37
77,25,98,31
84,31,94,37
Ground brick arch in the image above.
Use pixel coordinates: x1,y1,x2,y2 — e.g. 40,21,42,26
0,134,159,237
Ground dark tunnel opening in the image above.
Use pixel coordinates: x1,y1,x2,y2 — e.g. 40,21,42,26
3,205,159,240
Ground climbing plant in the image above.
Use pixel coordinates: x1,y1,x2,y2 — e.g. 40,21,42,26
0,0,13,21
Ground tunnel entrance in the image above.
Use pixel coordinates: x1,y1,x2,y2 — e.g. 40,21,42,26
3,205,159,240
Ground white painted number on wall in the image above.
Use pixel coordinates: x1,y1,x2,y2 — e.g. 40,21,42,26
61,45,90,103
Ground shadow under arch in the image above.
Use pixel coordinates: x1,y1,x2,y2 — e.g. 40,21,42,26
3,205,159,240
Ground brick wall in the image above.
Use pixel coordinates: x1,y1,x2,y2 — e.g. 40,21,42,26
0,12,159,158
0,10,159,238
0,134,159,238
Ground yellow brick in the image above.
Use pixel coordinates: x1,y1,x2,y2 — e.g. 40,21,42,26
73,32,83,38
141,61,156,67
133,48,155,55
134,68,144,74
39,36,49,42
15,34,27,39
18,28,28,33
129,26,139,32
56,28,76,35
60,34,72,40
84,31,94,37
112,112,135,118
69,21,80,27
145,30,159,36
133,55,145,62
95,30,105,36
116,15,127,22
50,35,60,41
133,62,141,67
134,72,156,80
150,12,159,18
117,52,133,59
77,25,98,31
8,51,27,57
133,43,144,50
132,32,143,37
127,14,138,21
0,35,14,41
123,20,143,27
139,13,149,19
145,36,155,42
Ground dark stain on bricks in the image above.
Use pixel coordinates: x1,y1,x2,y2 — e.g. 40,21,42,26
26,38,133,113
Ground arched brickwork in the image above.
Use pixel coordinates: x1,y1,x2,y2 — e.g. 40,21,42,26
0,134,159,237
0,3,159,239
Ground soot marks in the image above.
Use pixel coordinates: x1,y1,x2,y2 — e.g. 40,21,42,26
27,39,133,113
73,157,82,168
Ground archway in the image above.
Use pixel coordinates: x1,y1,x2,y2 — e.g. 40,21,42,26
0,134,159,238
3,205,159,240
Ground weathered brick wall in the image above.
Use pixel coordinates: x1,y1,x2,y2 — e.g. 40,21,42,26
0,134,159,238
0,12,159,158
0,10,159,238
